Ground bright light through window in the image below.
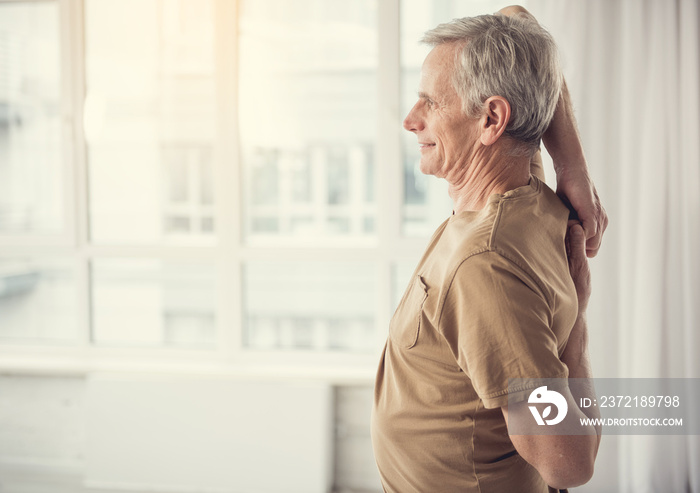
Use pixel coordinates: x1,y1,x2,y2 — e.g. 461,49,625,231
0,258,78,342
243,261,376,352
91,259,216,348
0,2,63,235
239,0,378,243
84,0,217,245
0,0,490,356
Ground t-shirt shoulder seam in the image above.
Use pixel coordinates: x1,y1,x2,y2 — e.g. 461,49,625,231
488,183,541,249
487,200,504,249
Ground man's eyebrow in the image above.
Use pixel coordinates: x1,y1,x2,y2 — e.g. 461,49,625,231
417,91,433,101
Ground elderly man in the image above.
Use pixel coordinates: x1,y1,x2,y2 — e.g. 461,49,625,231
371,6,605,493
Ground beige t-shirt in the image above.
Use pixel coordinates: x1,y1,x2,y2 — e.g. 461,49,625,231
371,174,577,493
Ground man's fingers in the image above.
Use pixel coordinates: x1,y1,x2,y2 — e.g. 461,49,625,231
570,223,586,251
586,234,602,258
568,223,587,268
556,176,608,258
580,215,598,241
584,205,608,258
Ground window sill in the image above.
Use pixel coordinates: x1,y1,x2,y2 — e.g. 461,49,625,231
0,350,378,385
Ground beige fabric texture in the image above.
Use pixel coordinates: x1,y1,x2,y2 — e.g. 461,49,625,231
371,173,577,493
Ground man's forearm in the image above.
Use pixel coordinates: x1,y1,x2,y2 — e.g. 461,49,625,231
542,80,588,175
560,314,602,449
561,314,592,378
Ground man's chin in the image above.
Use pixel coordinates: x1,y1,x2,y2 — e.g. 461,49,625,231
418,160,436,176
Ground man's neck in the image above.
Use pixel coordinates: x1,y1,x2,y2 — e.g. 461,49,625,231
447,152,531,214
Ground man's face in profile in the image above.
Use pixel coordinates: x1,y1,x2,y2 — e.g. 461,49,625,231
403,43,481,179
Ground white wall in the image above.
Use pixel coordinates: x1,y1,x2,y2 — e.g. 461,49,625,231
0,375,380,493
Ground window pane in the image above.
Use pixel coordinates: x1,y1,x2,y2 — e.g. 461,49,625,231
0,2,63,234
85,0,216,245
0,258,78,342
239,0,377,242
243,261,376,352
400,0,503,236
91,259,216,348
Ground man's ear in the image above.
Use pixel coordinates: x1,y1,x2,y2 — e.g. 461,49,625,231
479,96,511,146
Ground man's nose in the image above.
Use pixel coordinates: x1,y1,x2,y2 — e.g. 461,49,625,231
403,104,424,133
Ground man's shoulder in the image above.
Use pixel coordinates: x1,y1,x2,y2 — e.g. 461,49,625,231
489,178,569,268
441,179,571,300
444,178,566,259
420,177,572,302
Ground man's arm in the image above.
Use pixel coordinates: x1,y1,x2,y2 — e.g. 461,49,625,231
499,5,609,258
561,222,602,451
544,82,608,258
501,224,601,489
501,390,597,489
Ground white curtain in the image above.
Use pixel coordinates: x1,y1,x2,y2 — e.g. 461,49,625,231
525,1,700,491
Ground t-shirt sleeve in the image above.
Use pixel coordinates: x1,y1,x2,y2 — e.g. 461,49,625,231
438,251,569,409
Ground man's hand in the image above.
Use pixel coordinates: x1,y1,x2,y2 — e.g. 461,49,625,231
565,221,592,313
559,169,609,258
498,5,534,20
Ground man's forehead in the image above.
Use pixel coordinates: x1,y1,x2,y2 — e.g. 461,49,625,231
418,43,460,97
421,43,457,73
425,42,459,61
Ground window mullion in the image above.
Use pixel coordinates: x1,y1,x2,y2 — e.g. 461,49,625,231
64,0,92,348
376,0,401,347
214,0,243,364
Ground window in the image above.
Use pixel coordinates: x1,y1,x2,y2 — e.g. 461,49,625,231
239,0,377,243
0,258,78,342
91,259,216,347
161,144,215,238
84,0,217,246
0,0,506,372
0,1,79,346
243,261,376,352
0,2,63,235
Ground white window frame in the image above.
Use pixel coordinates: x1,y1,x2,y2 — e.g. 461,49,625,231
0,0,432,382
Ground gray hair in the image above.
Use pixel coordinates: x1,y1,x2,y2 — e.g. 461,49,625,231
422,14,562,153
